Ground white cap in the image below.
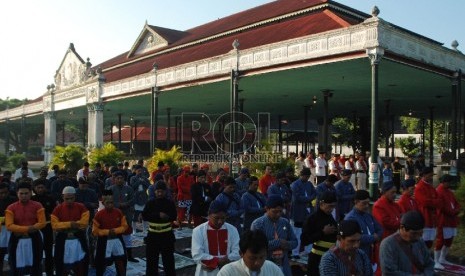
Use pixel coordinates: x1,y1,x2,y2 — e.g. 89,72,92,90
62,186,76,195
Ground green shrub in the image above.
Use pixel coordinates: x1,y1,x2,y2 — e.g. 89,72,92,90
50,145,87,174
7,153,27,169
0,153,7,167
87,143,125,168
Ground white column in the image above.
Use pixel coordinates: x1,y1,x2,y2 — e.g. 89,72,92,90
87,103,104,148
44,112,56,164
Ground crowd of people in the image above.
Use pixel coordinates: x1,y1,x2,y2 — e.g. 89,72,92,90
0,153,461,276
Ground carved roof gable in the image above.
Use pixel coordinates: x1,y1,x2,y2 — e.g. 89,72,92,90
127,22,186,58
54,43,88,90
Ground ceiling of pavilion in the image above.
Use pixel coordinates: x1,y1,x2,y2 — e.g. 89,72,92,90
14,56,453,130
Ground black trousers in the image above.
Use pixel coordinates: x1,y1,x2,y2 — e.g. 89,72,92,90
8,232,43,276
307,252,322,276
41,223,54,276
54,231,89,276
95,235,127,276
145,232,176,276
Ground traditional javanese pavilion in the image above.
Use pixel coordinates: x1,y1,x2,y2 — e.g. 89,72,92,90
1,0,464,191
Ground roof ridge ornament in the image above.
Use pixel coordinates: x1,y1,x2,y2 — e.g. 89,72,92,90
451,40,460,52
371,6,380,17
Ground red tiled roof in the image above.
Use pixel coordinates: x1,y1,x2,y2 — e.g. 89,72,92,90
148,26,187,44
103,9,362,83
104,126,255,142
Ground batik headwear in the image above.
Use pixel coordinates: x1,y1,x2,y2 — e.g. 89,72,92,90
154,173,164,181
208,200,228,214
381,181,395,193
420,166,434,176
341,169,352,176
300,168,311,176
240,168,249,175
157,161,165,167
319,191,337,204
154,181,167,190
266,195,284,208
276,171,286,179
197,170,207,177
338,220,361,238
400,211,425,231
326,174,339,183
440,174,453,183
401,178,416,189
113,171,124,177
354,190,370,201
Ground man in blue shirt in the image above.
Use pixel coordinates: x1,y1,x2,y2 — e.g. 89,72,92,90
335,169,356,221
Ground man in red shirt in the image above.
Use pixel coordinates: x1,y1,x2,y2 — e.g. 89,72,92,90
92,190,128,276
373,181,402,239
177,165,194,227
5,182,46,276
397,178,417,213
51,186,89,275
414,167,441,250
435,174,461,266
259,165,275,197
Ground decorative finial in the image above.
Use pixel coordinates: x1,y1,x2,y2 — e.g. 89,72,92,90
86,57,92,69
452,40,459,51
232,39,240,50
69,43,75,51
50,84,55,89
153,63,158,72
47,85,51,91
145,19,148,26
371,6,380,17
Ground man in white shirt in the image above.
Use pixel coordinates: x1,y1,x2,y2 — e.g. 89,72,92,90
218,230,283,276
191,200,241,276
315,151,327,184
13,160,34,181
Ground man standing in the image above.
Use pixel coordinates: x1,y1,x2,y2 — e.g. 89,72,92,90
397,178,417,213
379,211,434,275
334,169,355,220
268,171,292,219
355,154,368,190
177,165,194,227
241,176,266,231
344,190,383,263
251,195,297,276
234,168,250,196
372,181,402,239
130,165,150,234
51,186,89,275
259,165,275,197
392,157,403,193
414,167,441,250
290,168,316,258
315,151,327,184
435,174,460,267
344,155,357,188
218,230,284,276
31,179,57,276
315,174,338,210
92,190,128,276
319,220,372,276
190,170,214,227
191,200,240,276
0,183,16,274
142,181,177,276
301,192,338,276
5,182,46,276
215,177,244,233
76,162,90,180
107,171,138,263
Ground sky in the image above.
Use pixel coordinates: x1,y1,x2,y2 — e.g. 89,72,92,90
1,0,464,101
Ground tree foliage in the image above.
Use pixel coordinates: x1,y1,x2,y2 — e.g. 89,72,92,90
396,137,420,157
87,143,125,168
49,145,87,174
331,117,360,153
